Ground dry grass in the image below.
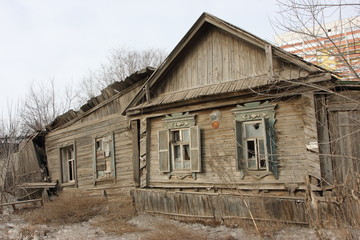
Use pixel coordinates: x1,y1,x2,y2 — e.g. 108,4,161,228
24,193,107,225
23,192,144,235
93,196,146,235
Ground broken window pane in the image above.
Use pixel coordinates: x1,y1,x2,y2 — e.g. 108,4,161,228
242,120,268,171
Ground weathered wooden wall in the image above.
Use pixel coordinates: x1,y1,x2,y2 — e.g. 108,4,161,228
326,90,360,184
142,95,319,192
16,139,43,184
46,86,142,194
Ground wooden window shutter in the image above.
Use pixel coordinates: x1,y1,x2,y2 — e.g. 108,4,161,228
235,121,245,170
190,126,201,172
158,130,170,172
265,119,278,179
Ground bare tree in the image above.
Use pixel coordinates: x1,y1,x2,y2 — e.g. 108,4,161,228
0,103,23,199
19,47,166,131
76,47,167,104
20,79,77,132
273,0,360,80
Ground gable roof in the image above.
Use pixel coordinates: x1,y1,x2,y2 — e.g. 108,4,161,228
124,12,335,115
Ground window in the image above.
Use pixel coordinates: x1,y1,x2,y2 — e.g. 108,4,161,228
241,120,268,170
60,145,76,184
158,112,201,173
93,133,115,182
232,101,278,179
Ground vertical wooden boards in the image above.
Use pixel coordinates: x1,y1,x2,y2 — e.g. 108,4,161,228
131,120,140,187
139,118,150,188
301,92,321,179
315,94,333,184
158,28,269,95
132,189,308,224
327,91,360,184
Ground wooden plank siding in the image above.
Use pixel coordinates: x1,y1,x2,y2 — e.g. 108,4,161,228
143,96,318,192
46,86,142,195
157,28,300,96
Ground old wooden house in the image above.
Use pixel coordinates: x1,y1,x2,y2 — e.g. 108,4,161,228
45,67,154,195
123,13,359,224
44,13,359,225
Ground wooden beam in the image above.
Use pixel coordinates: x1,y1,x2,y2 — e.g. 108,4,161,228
145,83,150,102
265,44,274,80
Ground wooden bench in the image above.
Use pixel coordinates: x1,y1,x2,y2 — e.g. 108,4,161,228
17,181,59,202
0,198,43,211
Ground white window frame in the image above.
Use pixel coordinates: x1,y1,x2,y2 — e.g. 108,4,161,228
60,144,76,184
170,128,191,172
158,112,201,174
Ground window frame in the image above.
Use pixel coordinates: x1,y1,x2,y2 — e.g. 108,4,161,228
59,142,77,186
232,101,278,179
92,132,116,184
241,119,269,171
158,112,201,174
170,128,191,172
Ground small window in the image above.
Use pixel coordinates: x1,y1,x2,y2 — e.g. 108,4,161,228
60,145,76,183
158,126,201,173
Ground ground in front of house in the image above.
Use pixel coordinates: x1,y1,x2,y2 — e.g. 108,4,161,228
0,193,359,240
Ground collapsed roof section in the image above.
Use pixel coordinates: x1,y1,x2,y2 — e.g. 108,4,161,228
47,67,155,131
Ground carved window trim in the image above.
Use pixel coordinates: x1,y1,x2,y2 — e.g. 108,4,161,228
232,101,278,179
158,112,201,178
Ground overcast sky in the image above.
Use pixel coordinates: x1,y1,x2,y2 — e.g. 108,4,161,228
2,0,356,118
0,0,283,116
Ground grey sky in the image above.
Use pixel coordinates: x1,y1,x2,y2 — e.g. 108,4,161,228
0,0,281,115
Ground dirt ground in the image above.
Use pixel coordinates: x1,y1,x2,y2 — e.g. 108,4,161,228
1,204,359,240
